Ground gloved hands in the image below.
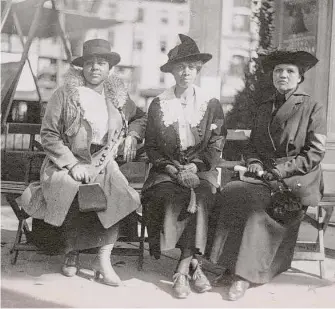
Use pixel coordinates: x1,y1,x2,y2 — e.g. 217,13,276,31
180,163,197,174
165,164,179,177
176,169,200,188
263,168,281,181
68,163,90,183
247,163,263,176
123,135,137,162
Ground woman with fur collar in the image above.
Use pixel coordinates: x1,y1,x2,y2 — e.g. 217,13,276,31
19,39,147,286
141,34,226,299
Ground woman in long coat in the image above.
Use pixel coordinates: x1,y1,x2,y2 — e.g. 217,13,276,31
19,39,147,286
208,50,327,301
141,34,226,299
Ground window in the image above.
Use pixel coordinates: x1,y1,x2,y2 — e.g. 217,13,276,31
178,12,185,26
229,55,246,77
159,72,165,85
160,10,168,24
233,0,251,8
137,7,144,22
134,40,143,50
160,40,167,53
108,30,115,48
232,14,250,32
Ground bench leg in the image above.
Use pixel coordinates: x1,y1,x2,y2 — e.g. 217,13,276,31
317,207,326,279
138,207,146,271
11,219,24,265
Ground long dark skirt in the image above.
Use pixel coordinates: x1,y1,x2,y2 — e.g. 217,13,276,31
30,196,138,255
142,180,216,259
208,180,305,284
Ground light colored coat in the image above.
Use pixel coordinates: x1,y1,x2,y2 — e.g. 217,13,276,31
19,68,147,228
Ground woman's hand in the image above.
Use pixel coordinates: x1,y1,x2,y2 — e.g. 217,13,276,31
176,170,200,188
247,163,263,176
263,169,281,181
123,135,137,162
180,163,197,174
165,164,178,177
68,163,90,183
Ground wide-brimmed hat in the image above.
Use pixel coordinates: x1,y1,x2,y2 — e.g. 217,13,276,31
160,34,212,73
261,50,318,74
72,39,121,68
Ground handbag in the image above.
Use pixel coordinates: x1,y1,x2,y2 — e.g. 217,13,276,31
78,126,126,213
262,177,304,224
234,165,304,224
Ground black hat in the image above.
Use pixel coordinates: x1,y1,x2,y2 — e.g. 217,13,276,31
261,50,318,74
72,39,121,68
160,34,212,73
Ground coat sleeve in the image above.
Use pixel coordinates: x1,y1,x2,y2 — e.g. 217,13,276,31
275,101,327,178
245,125,264,168
144,98,173,168
124,94,147,142
194,100,227,171
40,89,79,169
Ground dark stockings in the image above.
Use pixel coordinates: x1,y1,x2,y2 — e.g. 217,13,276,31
176,248,198,275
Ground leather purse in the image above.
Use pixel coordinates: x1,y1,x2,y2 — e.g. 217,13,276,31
78,183,107,213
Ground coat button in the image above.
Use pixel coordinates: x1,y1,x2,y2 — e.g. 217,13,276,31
102,153,107,157
99,170,104,174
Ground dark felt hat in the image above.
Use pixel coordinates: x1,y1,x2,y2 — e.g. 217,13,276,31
261,50,318,74
160,34,212,73
72,39,121,68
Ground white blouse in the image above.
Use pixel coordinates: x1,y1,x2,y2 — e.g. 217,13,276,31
178,95,196,150
77,86,108,145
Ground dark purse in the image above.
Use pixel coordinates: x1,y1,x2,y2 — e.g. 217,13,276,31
262,176,304,224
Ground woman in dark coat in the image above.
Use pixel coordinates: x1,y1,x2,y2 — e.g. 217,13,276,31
208,50,327,301
19,39,147,286
141,34,226,299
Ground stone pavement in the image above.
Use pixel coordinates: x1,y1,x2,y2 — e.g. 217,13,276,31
1,203,335,308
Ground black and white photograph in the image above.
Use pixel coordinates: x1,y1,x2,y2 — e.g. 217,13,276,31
1,0,335,307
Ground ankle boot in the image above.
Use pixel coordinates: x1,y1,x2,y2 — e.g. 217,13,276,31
61,251,79,277
189,260,212,293
91,244,122,286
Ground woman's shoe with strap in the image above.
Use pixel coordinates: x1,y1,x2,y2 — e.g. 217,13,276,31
189,262,212,293
61,251,79,277
172,272,191,299
92,244,123,287
226,275,250,301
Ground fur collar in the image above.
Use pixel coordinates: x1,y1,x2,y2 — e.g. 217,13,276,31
62,67,128,137
63,67,128,110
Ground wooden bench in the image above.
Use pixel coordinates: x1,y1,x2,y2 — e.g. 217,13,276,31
293,163,335,278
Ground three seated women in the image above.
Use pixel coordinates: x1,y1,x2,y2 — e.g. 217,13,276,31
19,34,326,301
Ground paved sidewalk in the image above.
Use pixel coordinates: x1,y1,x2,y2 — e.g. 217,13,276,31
1,204,335,308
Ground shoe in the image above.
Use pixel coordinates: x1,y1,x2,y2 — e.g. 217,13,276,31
212,269,234,287
61,251,79,277
189,262,212,293
92,244,123,287
226,277,250,301
172,272,191,299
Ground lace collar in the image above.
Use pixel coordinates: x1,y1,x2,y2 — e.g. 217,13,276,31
158,85,210,127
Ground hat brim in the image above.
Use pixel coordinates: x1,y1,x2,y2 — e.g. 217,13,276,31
160,53,212,73
261,51,318,73
72,52,121,68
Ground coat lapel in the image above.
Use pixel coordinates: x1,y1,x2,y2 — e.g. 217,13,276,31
270,89,309,135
